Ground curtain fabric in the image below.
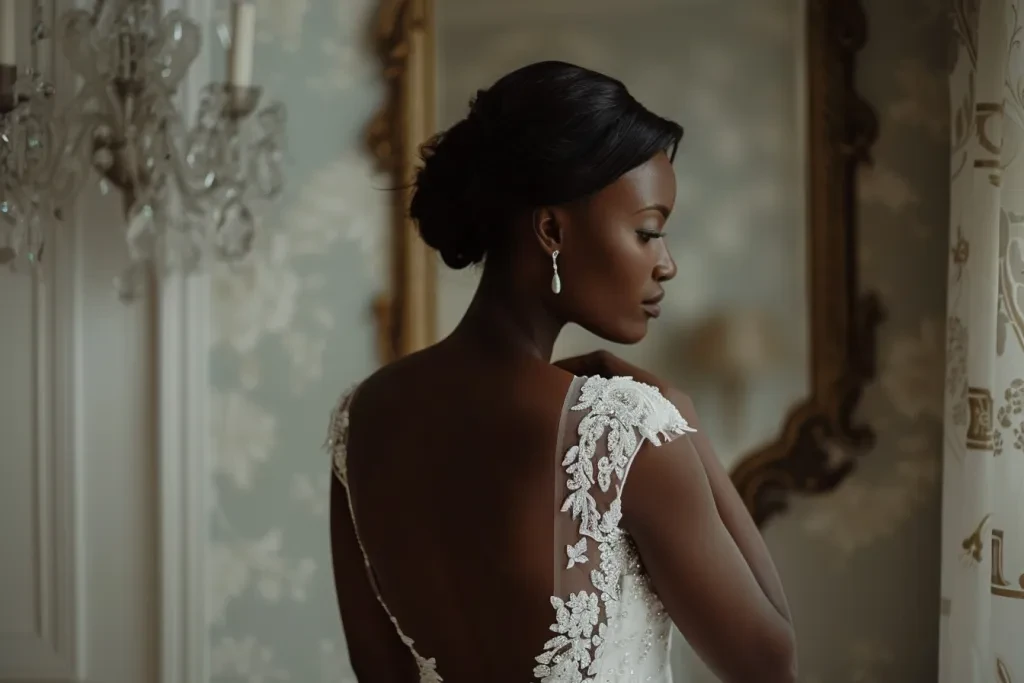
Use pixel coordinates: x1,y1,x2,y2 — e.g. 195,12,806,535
941,1,1024,681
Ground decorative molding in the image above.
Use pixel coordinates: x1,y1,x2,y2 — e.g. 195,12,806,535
154,267,212,683
155,271,211,683
0,105,85,682
0,0,84,679
729,0,882,526
154,1,211,682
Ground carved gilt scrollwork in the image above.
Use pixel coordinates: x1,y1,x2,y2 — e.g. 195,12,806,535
367,0,436,363
728,0,882,526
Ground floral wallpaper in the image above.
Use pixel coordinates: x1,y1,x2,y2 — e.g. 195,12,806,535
203,0,949,682
205,0,385,681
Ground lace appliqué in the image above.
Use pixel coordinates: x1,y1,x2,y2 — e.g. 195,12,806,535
326,386,443,683
534,376,694,683
325,388,355,485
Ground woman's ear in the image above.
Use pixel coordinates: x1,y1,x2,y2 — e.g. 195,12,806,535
532,206,562,255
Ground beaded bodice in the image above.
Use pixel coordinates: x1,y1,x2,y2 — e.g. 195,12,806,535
326,375,695,682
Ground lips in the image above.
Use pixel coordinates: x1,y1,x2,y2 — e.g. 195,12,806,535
642,292,664,318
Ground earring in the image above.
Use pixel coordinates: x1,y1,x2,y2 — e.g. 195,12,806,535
550,250,562,294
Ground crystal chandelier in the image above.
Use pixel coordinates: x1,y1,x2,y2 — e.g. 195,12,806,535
0,0,286,300
0,1,56,269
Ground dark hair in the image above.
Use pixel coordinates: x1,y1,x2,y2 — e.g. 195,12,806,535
409,61,684,269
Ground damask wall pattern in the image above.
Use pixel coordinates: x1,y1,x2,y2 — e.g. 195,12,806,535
206,0,384,681
204,0,949,681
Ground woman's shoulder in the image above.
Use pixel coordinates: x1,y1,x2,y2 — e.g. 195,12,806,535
568,374,696,442
333,355,691,428
330,347,581,431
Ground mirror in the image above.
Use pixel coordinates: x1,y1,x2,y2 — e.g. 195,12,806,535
367,0,882,548
366,0,880,678
439,0,811,483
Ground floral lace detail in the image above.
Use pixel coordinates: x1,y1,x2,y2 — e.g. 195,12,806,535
325,387,356,485
534,376,694,683
326,385,443,683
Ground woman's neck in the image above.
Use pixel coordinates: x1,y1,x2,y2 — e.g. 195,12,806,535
450,262,563,362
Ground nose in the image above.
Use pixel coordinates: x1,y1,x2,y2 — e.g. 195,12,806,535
653,241,677,283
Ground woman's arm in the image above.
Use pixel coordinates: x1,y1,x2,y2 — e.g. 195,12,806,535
623,432,797,683
664,388,792,622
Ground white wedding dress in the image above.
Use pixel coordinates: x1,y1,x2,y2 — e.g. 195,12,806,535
327,374,696,683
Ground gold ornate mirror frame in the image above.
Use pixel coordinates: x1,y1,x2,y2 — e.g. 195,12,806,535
366,0,882,527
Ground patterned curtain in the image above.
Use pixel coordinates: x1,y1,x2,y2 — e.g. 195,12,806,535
940,1,1024,680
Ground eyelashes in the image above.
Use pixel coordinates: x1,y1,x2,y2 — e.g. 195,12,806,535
636,229,665,243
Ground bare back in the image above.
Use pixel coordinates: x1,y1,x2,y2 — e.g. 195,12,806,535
327,344,694,682
330,347,574,681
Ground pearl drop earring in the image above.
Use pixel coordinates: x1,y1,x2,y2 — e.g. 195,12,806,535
551,250,562,294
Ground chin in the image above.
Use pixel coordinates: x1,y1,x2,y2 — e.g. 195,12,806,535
587,318,649,346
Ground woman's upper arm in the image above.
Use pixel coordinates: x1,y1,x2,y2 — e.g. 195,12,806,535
621,435,797,683
329,476,417,682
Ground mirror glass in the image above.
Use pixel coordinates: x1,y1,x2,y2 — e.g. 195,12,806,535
433,3,807,676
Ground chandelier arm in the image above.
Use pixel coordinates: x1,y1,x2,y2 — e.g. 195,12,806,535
4,0,287,290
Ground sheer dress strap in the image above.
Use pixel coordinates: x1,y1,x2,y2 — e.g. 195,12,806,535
326,385,443,683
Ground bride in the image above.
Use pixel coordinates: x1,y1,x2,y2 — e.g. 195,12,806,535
325,60,797,683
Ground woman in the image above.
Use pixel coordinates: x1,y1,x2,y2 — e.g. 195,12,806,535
327,61,797,683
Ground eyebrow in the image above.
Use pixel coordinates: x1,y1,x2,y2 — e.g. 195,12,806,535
634,204,671,218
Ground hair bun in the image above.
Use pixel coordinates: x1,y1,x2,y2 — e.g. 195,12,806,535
409,117,496,269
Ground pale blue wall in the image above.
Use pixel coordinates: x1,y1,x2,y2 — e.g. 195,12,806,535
206,2,385,680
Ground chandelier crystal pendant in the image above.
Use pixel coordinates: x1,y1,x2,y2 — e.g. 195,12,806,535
0,1,58,269
0,0,287,301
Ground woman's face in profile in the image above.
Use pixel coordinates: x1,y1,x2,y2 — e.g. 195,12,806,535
554,152,679,345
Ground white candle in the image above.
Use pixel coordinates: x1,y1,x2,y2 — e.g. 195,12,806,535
0,0,16,67
228,0,255,88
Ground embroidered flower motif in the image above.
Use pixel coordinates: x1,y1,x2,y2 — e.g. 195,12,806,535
534,593,601,681
416,657,442,683
566,538,589,569
537,376,695,682
325,386,359,484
